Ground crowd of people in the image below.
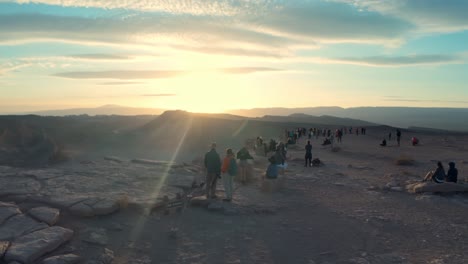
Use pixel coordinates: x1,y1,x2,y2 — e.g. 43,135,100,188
203,126,462,201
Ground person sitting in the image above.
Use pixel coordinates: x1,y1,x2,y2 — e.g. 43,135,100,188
411,137,419,146
380,139,387,147
322,138,331,146
423,161,445,183
446,162,458,183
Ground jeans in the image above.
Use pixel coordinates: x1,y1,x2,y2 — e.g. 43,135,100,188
222,174,234,199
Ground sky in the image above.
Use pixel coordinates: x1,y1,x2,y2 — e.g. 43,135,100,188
1,0,468,113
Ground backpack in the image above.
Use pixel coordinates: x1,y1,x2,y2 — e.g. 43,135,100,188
228,158,238,176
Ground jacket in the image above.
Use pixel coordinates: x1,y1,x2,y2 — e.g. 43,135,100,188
204,149,221,174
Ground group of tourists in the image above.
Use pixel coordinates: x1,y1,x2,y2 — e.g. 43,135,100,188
423,161,458,183
381,129,403,147
203,143,253,201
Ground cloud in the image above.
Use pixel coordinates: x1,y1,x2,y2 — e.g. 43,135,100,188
0,61,32,76
52,70,186,80
98,81,144,85
6,0,261,16
338,0,468,33
219,67,283,74
66,54,134,60
0,1,416,58
313,54,464,67
383,97,468,104
141,94,176,97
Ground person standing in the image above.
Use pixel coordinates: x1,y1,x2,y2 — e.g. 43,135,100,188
396,129,402,146
237,146,253,184
204,143,221,199
221,148,237,201
305,140,312,167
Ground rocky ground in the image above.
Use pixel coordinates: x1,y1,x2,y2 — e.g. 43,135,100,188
0,129,467,264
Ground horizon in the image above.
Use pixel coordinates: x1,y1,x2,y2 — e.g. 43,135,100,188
1,1,468,113
3,104,468,116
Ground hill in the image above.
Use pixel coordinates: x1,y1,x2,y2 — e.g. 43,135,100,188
228,107,468,132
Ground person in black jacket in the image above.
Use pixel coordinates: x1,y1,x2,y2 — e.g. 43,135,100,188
204,143,221,199
237,146,253,184
305,140,312,167
446,162,458,183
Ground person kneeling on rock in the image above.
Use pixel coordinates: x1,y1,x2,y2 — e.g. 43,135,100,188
423,161,445,183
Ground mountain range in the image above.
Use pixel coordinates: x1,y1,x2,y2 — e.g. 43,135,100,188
6,105,468,132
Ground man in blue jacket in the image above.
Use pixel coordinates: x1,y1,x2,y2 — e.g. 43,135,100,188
204,143,221,199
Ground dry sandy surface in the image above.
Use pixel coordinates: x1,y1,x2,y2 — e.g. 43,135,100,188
1,128,468,264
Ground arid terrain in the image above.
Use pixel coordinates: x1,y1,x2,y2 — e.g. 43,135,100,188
0,114,467,264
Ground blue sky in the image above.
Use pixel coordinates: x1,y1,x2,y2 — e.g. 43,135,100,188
1,0,468,113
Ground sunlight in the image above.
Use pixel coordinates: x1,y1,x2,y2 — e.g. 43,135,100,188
128,115,193,243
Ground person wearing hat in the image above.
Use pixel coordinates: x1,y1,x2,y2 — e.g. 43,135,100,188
204,143,221,199
446,162,458,183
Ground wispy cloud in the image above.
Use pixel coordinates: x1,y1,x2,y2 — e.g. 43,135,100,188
383,96,468,104
338,0,468,33
98,81,144,85
311,54,464,67
52,70,186,80
141,94,176,97
66,54,134,60
220,67,283,74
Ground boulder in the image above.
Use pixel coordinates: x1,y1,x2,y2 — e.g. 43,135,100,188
0,203,21,225
42,254,80,264
69,203,94,217
82,228,108,246
0,241,10,258
28,207,60,226
0,214,48,241
409,182,468,193
98,248,114,264
91,199,119,216
189,196,210,207
5,226,73,264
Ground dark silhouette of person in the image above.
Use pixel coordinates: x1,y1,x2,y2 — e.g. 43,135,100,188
446,162,458,183
380,139,387,147
305,140,312,167
396,129,402,146
204,143,221,198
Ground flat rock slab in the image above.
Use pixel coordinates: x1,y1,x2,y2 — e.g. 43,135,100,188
0,214,48,241
5,226,73,264
0,203,21,225
104,156,124,163
42,253,80,264
409,182,468,193
131,159,176,166
28,207,60,226
190,196,210,207
0,240,10,258
69,198,119,217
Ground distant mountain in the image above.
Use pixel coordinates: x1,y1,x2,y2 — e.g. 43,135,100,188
22,105,166,116
228,107,468,132
256,113,377,127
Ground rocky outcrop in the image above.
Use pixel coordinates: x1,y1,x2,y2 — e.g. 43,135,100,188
4,226,73,264
69,198,119,217
28,207,60,226
408,182,468,193
42,254,80,264
0,214,48,241
0,203,21,225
